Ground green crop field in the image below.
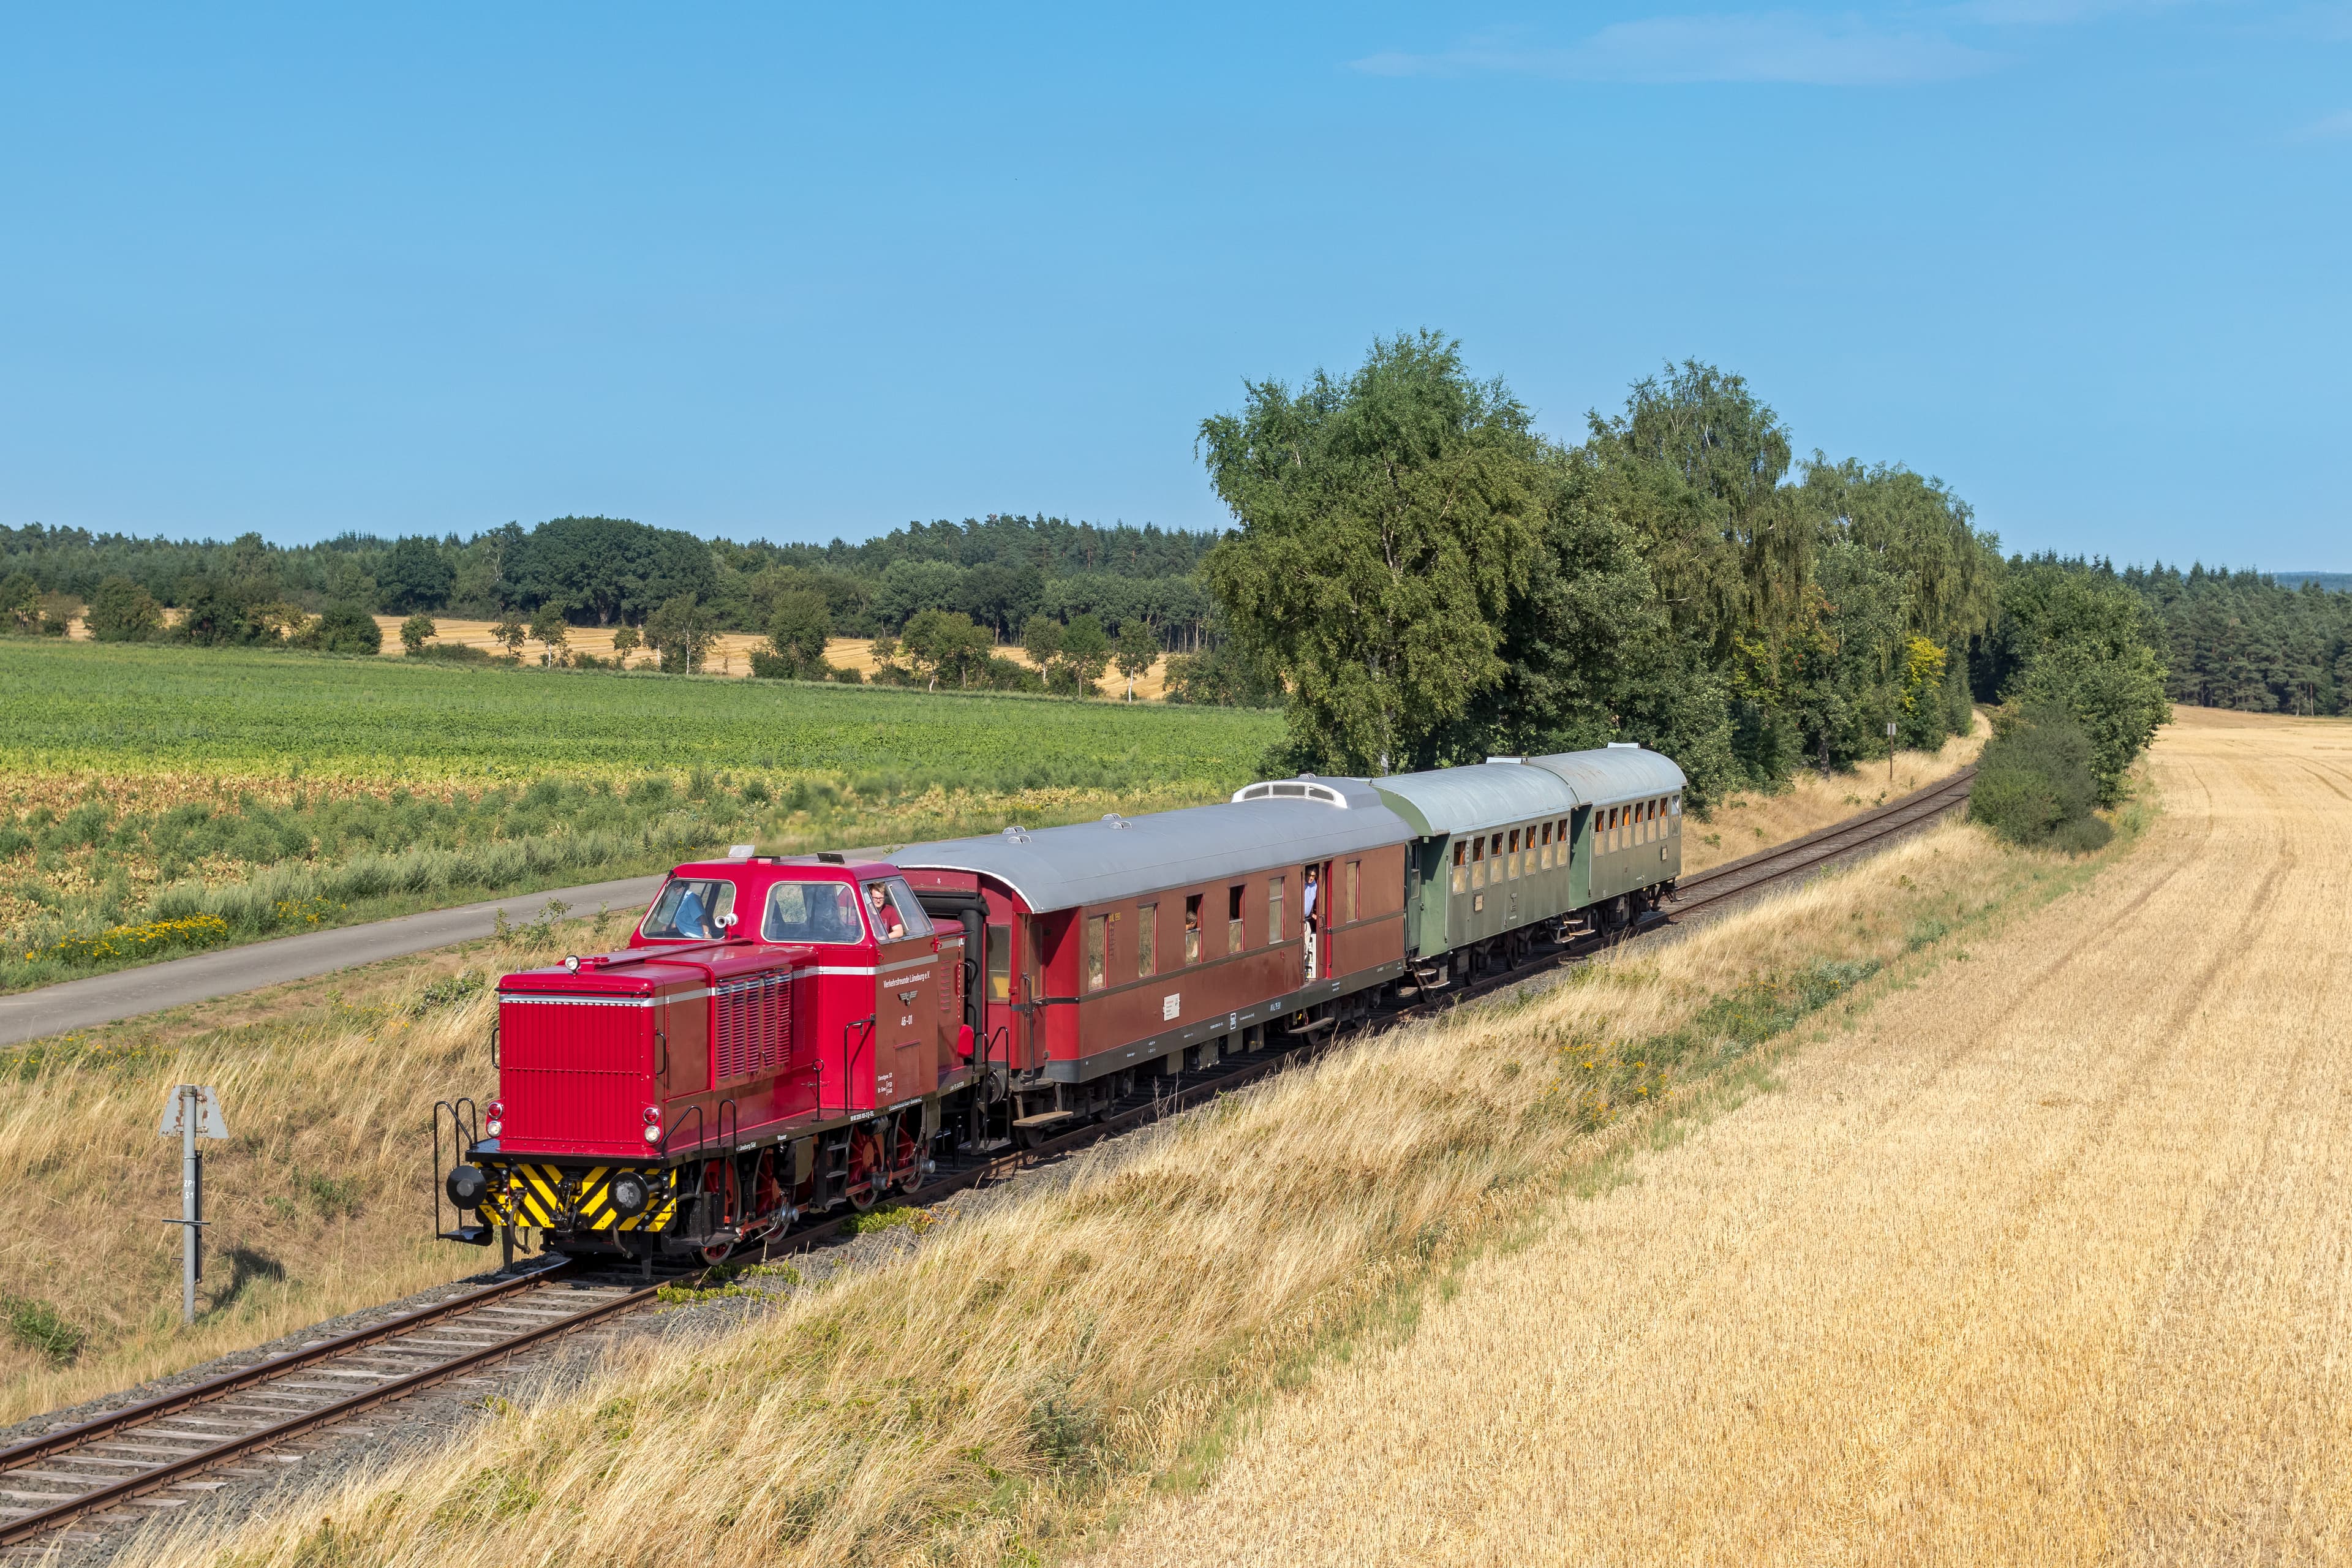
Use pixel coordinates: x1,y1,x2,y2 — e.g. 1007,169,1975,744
0,641,1284,990
0,641,1280,790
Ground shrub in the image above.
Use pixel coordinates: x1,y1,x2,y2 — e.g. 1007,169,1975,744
399,614,437,654
87,576,165,642
311,603,385,655
2,1296,86,1365
1970,703,2110,851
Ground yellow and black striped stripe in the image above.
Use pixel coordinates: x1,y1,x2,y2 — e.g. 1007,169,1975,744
478,1162,676,1233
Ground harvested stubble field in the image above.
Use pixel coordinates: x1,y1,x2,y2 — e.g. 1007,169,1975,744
1091,704,2351,1566
113,718,2180,1567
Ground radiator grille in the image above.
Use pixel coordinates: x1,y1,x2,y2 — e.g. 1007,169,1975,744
714,973,791,1084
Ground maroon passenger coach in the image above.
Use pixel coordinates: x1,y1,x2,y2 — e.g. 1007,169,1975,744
892,777,1414,1136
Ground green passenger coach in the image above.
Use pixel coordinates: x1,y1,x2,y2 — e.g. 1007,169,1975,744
1229,742,1689,988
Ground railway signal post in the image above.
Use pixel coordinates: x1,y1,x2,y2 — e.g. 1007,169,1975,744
158,1084,229,1324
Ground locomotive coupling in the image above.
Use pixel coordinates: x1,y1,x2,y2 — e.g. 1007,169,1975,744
445,1164,489,1210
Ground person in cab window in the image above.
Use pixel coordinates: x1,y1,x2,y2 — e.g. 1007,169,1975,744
868,881,905,940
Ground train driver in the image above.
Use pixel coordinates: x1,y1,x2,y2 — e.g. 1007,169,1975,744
867,880,907,940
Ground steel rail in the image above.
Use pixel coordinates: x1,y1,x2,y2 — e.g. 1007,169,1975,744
0,1272,653,1547
0,764,1976,1550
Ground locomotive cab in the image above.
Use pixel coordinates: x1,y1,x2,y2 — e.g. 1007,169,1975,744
439,856,968,1265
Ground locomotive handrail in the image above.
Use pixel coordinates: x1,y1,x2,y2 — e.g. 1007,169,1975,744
658,1102,704,1159
431,1098,482,1244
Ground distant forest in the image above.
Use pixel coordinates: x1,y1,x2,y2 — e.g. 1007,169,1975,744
0,513,1221,650
2123,562,2352,715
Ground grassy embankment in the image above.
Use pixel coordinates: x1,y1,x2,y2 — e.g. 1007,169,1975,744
0,907,638,1428
0,639,1281,990
124,761,2152,1567
1679,710,1986,875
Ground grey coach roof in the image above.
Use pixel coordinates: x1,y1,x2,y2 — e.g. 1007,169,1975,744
892,788,1412,914
1366,764,1580,839
1512,746,1688,807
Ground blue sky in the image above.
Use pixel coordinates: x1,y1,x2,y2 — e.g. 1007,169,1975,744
2,3,2346,568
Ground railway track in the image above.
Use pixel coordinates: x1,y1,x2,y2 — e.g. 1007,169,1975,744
0,763,1975,1558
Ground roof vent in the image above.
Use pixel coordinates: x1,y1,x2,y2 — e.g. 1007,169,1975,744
1230,780,1347,807
816,851,847,864
725,843,755,860
1607,742,1641,750
1001,824,1031,843
1101,813,1132,829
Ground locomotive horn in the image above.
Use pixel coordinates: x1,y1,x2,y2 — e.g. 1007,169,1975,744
445,1164,489,1210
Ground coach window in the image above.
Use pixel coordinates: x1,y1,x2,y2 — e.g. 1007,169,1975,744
1085,915,1107,992
1538,821,1552,870
987,924,1011,1000
1185,894,1203,965
1452,840,1468,894
1506,828,1520,880
1227,884,1246,954
1137,903,1157,978
1268,876,1285,943
1345,859,1360,923
1470,834,1485,889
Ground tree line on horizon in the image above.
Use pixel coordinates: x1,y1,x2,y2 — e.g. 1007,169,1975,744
1,337,2337,778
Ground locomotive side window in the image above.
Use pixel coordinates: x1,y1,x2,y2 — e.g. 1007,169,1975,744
1227,884,1245,954
1185,894,1203,965
862,878,935,941
1137,903,1157,978
761,880,865,944
1085,915,1107,993
1452,840,1468,894
987,924,1011,1000
1268,876,1285,943
642,877,737,940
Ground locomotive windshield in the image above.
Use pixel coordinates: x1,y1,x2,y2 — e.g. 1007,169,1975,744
641,876,737,940
762,879,869,944
861,877,934,941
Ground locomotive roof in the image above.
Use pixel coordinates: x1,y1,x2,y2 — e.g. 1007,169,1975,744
892,793,1412,914
1507,745,1689,807
1365,764,1582,839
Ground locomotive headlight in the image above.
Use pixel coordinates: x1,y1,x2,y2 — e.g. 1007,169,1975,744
483,1098,506,1138
641,1105,662,1145
445,1164,489,1210
609,1171,651,1217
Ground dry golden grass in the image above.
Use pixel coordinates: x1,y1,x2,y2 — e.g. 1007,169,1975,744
1681,709,1987,873
0,911,636,1426
1085,705,2352,1566
124,737,2117,1567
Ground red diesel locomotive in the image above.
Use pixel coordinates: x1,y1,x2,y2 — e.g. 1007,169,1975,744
438,854,968,1264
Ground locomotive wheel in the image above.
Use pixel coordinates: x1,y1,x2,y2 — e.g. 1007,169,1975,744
893,1123,923,1193
846,1128,884,1212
